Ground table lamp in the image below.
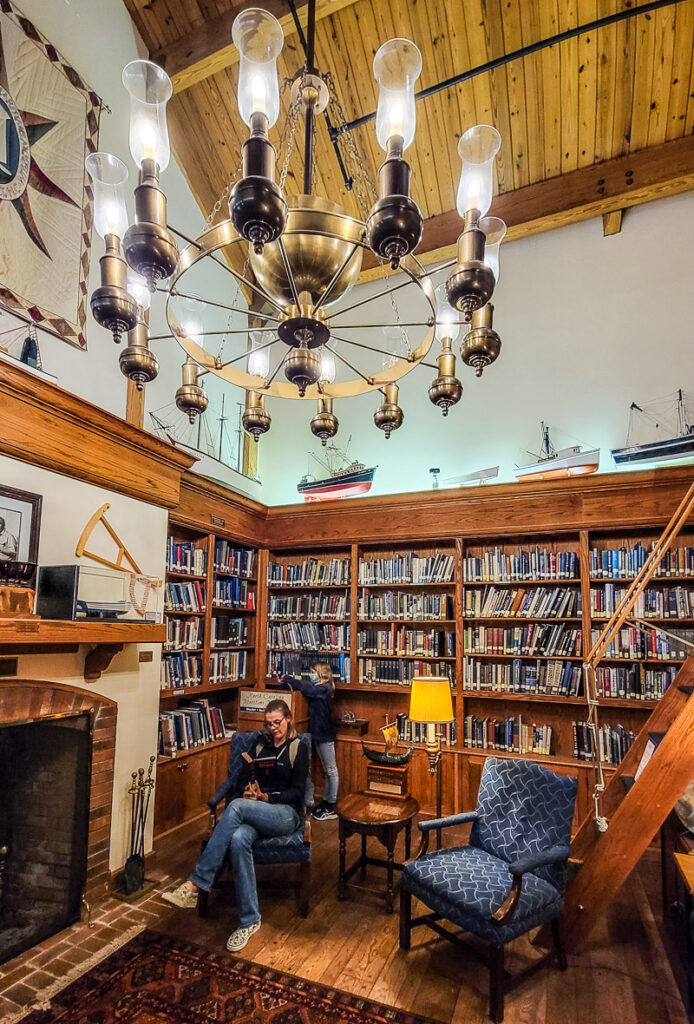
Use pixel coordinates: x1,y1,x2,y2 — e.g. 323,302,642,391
408,675,454,849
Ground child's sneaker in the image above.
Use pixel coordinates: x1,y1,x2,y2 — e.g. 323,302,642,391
226,920,261,951
313,802,338,821
162,882,198,908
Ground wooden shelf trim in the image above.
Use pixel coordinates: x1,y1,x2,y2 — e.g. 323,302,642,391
461,690,658,709
157,734,231,764
0,618,165,645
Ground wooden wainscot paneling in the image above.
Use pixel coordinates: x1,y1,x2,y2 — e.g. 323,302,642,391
264,467,694,547
0,361,195,508
174,472,268,541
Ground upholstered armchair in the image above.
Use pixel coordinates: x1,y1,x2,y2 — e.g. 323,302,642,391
399,756,577,1022
197,730,312,918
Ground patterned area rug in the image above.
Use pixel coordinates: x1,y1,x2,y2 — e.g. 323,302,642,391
18,930,438,1024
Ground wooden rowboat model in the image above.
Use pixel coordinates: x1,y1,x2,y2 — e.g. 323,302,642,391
360,741,414,766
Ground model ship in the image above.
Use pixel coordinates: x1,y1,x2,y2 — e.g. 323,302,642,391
611,390,694,466
150,395,252,477
361,719,414,766
298,440,376,502
515,422,599,483
441,466,499,488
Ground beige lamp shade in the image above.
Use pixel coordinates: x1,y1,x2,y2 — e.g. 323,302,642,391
409,675,454,724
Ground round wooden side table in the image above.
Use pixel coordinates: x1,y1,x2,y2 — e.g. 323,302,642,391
336,791,419,912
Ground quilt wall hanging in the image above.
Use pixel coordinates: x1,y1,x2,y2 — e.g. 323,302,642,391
0,0,100,349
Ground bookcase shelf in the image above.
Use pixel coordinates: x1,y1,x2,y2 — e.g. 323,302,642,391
356,651,456,660
465,651,584,661
463,578,582,586
166,570,207,581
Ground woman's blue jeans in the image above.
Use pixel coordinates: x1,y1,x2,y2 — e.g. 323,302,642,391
190,798,299,927
305,740,339,806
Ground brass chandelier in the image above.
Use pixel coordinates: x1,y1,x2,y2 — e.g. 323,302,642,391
87,2,507,445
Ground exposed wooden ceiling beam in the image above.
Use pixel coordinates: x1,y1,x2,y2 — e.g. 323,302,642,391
360,134,694,279
153,0,360,94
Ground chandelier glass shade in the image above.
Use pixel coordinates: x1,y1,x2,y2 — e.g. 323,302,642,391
86,0,508,446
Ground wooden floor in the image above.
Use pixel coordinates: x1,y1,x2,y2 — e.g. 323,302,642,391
154,815,688,1024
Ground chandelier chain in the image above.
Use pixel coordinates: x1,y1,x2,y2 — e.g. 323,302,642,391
203,160,243,232
324,71,377,218
278,71,306,196
217,254,251,363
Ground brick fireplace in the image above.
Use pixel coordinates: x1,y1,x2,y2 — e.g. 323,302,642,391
0,681,117,962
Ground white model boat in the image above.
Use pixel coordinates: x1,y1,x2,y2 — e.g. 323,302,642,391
515,424,599,482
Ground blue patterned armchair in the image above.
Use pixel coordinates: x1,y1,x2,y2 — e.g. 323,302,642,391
197,730,312,918
400,757,577,1022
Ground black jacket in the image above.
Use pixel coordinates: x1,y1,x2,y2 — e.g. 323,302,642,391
281,677,336,743
236,735,308,815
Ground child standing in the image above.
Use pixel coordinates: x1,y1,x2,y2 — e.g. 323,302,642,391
278,661,339,820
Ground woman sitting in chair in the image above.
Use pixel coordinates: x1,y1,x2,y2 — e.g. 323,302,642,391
163,699,309,952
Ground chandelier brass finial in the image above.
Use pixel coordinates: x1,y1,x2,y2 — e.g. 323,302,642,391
462,303,501,377
119,318,159,390
374,383,404,439
428,336,462,416
311,397,339,445
242,390,271,441
175,357,208,423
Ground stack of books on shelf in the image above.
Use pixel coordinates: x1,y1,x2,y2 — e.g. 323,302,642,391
359,552,455,585
463,715,553,755
590,626,693,660
572,721,636,764
464,623,582,657
165,580,205,612
209,649,247,685
214,541,255,577
594,663,677,700
161,652,203,690
267,622,350,651
268,650,350,683
590,584,694,618
210,617,247,647
268,593,349,619
395,711,456,746
357,627,455,656
158,699,232,756
464,547,578,582
464,657,582,696
268,557,350,586
358,591,453,620
166,538,207,575
164,617,203,650
358,658,454,685
590,541,694,578
213,577,255,609
464,586,581,618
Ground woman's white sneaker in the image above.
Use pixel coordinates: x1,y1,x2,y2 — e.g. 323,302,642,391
226,920,261,952
162,882,198,909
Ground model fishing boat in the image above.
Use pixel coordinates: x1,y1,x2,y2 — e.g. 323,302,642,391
515,423,599,482
298,440,376,502
612,390,694,466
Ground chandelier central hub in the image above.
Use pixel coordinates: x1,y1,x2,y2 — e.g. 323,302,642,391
278,304,330,349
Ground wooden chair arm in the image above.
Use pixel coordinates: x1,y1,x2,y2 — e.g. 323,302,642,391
405,827,430,866
303,814,312,845
492,874,523,927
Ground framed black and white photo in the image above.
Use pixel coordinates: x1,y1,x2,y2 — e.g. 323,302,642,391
0,485,42,566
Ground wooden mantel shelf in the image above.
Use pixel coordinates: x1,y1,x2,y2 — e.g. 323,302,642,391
0,618,165,681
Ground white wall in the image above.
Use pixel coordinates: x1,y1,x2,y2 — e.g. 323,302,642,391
258,191,694,504
0,453,167,871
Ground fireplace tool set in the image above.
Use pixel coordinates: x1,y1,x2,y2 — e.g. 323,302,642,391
114,755,156,900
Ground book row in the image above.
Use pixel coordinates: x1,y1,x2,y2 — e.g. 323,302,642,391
590,584,694,619
268,558,350,587
268,593,350,620
267,650,350,683
357,591,454,621
593,664,677,701
165,581,205,613
590,626,693,661
463,657,583,697
209,650,248,685
463,624,582,658
214,541,255,577
358,552,455,585
267,622,350,651
357,628,455,657
589,542,694,579
166,537,206,576
357,658,454,686
394,712,457,746
158,701,230,756
573,721,636,764
213,577,255,609
463,715,553,756
161,652,202,688
463,548,578,582
210,616,248,647
464,586,581,619
164,616,203,651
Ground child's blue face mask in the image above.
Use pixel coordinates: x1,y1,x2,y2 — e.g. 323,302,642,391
309,671,319,682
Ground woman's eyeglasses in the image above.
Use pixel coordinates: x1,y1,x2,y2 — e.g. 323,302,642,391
266,718,285,729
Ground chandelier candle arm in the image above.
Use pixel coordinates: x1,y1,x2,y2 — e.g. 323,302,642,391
327,274,419,320
166,290,280,323
208,251,288,315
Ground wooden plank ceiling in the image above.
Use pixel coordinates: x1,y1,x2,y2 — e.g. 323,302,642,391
122,0,694,268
